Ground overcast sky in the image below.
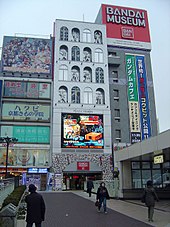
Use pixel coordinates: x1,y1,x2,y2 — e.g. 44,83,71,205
0,0,170,133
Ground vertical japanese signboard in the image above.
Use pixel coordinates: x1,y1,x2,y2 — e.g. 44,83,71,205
0,80,3,117
136,55,151,139
125,55,141,143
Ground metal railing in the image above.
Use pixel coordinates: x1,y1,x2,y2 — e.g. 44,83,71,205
0,178,15,208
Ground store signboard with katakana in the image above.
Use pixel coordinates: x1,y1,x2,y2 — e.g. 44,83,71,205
2,103,50,121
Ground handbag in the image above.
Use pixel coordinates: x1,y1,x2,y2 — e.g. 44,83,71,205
95,201,99,207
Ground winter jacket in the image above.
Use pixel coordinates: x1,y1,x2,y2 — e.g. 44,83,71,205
25,192,46,223
142,186,159,207
96,186,110,200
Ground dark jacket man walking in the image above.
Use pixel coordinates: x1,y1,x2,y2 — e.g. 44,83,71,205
25,184,46,227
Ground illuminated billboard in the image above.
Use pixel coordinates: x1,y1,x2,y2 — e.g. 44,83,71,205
98,4,151,49
2,36,52,74
61,113,104,149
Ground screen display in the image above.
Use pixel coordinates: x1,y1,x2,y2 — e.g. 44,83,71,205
61,113,104,149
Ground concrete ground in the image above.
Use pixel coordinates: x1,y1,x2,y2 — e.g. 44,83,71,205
17,191,170,227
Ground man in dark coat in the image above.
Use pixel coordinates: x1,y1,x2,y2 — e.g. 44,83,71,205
86,178,94,197
142,180,159,222
25,184,46,227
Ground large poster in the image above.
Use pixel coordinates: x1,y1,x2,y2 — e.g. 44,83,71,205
2,103,50,121
136,55,151,139
2,36,52,74
61,113,104,149
125,54,141,143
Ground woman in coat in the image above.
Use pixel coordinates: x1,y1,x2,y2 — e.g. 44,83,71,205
96,182,110,214
142,180,159,222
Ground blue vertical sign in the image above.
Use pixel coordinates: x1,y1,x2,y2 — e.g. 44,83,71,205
136,56,151,140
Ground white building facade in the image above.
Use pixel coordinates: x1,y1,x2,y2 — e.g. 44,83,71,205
52,20,113,189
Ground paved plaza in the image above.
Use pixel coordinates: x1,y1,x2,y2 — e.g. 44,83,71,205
18,191,170,227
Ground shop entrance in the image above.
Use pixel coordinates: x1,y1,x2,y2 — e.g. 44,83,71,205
63,172,102,190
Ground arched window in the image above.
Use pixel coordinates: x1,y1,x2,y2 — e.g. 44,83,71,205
71,46,80,61
59,65,68,81
59,45,68,60
84,87,93,104
71,86,80,103
71,66,80,81
58,86,68,103
96,88,105,104
94,30,102,44
83,47,92,62
83,67,92,82
60,26,68,41
83,29,91,42
96,67,104,83
72,28,80,42
95,48,103,63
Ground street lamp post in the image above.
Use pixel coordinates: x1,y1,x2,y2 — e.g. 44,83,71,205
0,136,18,178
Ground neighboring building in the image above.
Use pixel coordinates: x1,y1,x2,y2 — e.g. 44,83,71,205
115,129,170,198
95,4,158,156
52,19,113,189
0,36,52,190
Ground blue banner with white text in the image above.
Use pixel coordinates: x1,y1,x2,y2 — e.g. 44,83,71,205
136,55,151,140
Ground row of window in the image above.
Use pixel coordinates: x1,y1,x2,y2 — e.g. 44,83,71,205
60,27,103,44
59,45,104,63
58,86,105,105
58,65,104,83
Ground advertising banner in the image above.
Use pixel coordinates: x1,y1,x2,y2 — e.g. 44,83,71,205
2,36,52,75
77,162,90,171
4,81,26,97
136,55,151,139
61,113,104,149
0,80,3,117
2,103,50,121
100,4,151,49
0,126,50,143
125,54,141,143
4,81,51,99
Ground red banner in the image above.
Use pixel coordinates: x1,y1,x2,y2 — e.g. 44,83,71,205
77,162,90,171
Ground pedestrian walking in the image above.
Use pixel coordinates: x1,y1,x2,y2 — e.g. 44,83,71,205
25,184,46,227
141,180,159,222
96,182,110,214
86,178,94,197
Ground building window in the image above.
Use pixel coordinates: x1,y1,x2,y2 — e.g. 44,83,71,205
71,66,80,82
108,52,117,56
83,29,91,42
59,45,68,60
96,67,104,83
95,48,103,63
83,47,92,62
71,86,80,103
83,67,92,82
84,87,93,104
113,89,119,100
96,88,105,105
114,109,120,122
58,86,68,103
72,28,80,42
94,30,102,44
112,71,118,83
59,65,68,81
115,129,121,142
71,46,80,61
60,26,68,41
